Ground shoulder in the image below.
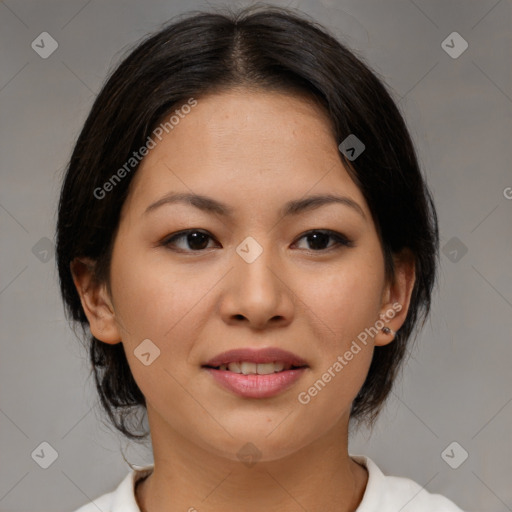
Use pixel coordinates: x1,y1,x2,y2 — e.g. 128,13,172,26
71,466,153,512
351,455,465,512
73,491,114,512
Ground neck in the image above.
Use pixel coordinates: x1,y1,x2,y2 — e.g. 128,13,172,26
136,407,368,512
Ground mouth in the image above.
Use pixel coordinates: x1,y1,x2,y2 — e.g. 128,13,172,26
202,346,309,371
202,347,309,398
202,361,307,374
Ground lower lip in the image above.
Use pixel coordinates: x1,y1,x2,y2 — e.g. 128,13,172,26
203,367,307,398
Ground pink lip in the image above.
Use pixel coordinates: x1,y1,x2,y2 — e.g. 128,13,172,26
203,347,308,367
204,367,307,398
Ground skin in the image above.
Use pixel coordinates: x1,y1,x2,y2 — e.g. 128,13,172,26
72,89,415,512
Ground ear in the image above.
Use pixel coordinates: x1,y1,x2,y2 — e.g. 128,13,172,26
374,249,416,347
70,257,121,344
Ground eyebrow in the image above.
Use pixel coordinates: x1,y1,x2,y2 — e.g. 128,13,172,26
144,192,366,220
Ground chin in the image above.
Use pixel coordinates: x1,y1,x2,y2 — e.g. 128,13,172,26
195,422,316,464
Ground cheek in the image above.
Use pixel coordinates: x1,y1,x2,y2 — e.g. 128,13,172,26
108,250,210,409
302,250,385,340
110,244,201,339
294,281,377,431
294,249,385,412
109,245,225,381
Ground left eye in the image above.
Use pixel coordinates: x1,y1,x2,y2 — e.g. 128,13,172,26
161,229,353,253
293,230,353,251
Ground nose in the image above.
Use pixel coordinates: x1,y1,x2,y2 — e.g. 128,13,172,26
219,244,295,330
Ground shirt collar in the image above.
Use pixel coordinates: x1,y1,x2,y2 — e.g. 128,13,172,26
350,454,385,511
111,465,153,511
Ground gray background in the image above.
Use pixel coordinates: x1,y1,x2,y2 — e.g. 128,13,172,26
1,0,511,511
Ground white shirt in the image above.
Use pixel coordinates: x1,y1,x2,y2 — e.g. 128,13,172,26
73,455,464,511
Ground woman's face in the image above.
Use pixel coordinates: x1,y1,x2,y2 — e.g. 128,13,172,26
81,89,410,462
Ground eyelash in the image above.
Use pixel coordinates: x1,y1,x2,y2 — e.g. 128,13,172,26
160,229,354,254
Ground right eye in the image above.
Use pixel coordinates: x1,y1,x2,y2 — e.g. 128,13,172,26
160,229,220,252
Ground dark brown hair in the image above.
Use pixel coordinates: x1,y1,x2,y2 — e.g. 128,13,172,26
56,5,439,440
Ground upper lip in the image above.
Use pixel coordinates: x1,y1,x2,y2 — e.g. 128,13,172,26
203,347,308,368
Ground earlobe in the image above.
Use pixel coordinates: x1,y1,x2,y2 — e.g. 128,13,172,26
70,257,121,344
374,249,416,347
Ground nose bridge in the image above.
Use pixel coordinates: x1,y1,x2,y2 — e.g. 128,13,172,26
221,233,294,327
235,234,281,300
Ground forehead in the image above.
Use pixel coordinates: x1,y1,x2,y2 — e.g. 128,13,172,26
123,89,366,217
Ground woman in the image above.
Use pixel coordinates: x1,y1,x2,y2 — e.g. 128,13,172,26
57,5,464,511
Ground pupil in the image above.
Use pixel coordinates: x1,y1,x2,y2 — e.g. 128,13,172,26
188,231,209,250
308,232,329,250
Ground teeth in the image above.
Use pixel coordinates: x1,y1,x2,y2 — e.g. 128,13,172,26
240,362,257,375
227,361,241,373
219,361,289,374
